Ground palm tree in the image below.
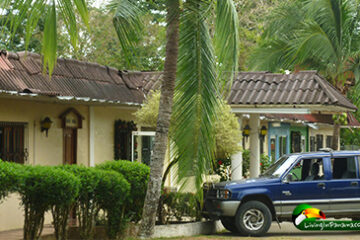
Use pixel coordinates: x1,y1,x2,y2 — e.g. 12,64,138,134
2,0,239,238
249,0,360,150
111,0,239,237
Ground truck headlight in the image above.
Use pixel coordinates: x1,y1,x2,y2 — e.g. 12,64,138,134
216,189,231,199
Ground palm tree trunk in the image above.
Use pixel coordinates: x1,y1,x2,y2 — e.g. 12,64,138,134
138,0,180,238
332,123,340,150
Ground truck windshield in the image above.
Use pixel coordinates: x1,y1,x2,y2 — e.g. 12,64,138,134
261,155,298,177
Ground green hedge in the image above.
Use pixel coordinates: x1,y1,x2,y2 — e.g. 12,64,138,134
18,166,80,240
96,170,130,239
0,160,23,201
59,165,104,240
0,161,140,239
96,160,150,222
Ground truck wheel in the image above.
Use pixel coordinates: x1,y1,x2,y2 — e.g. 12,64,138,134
235,201,272,236
220,217,238,233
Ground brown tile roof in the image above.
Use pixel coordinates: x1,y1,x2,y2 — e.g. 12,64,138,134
134,70,357,111
0,51,145,105
229,71,357,111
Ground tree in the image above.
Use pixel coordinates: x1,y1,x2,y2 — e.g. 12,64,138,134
1,0,89,76
249,0,360,150
134,91,241,160
3,0,239,238
233,0,280,70
0,4,43,53
56,7,166,70
111,0,239,237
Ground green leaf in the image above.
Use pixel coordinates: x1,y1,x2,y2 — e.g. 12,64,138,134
215,0,239,91
73,0,89,29
108,0,144,67
172,0,218,194
42,1,57,77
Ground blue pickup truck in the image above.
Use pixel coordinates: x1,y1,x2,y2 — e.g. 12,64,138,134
203,150,360,236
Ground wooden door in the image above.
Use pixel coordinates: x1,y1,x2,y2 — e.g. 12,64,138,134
63,128,77,165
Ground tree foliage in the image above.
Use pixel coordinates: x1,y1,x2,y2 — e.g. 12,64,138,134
0,0,89,76
134,90,160,127
249,0,360,92
233,0,280,70
57,7,166,70
249,0,360,149
214,100,242,159
134,92,241,159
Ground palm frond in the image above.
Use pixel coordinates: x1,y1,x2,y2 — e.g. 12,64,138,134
1,0,89,77
288,20,338,69
108,0,144,67
214,0,239,91
248,38,292,71
172,0,218,194
42,1,57,77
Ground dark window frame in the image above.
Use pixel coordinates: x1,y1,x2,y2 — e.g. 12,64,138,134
0,122,26,164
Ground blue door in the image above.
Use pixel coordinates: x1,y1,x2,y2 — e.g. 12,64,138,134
268,123,290,161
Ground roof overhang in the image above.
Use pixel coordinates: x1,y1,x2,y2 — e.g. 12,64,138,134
0,91,142,109
231,104,356,114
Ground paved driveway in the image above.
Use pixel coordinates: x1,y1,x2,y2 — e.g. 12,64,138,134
169,222,360,240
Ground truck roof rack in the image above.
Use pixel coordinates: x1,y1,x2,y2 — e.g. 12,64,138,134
319,148,333,152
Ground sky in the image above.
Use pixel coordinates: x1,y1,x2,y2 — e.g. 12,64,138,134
93,0,108,8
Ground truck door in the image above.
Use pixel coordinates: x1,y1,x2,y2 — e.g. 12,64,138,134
280,157,330,218
327,156,360,216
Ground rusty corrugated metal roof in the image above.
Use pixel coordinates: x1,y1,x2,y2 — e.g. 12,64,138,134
229,71,357,111
0,51,146,105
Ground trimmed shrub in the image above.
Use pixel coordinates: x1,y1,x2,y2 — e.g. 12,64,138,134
59,165,103,240
160,191,201,223
18,166,79,240
96,160,150,222
0,160,23,201
96,170,130,240
50,170,80,240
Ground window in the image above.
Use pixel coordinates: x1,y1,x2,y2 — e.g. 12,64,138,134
287,158,324,182
316,134,323,150
279,136,287,157
326,136,333,148
0,123,26,163
331,157,357,179
291,131,301,153
270,137,276,161
114,120,136,160
310,136,316,151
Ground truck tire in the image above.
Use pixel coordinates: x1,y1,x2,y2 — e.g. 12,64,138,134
235,200,272,236
220,217,238,233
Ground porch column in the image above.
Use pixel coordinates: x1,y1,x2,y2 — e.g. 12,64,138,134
231,115,243,180
249,114,260,178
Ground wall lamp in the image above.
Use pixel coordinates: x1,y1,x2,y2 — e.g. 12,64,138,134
242,125,250,138
41,117,53,137
260,126,268,140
